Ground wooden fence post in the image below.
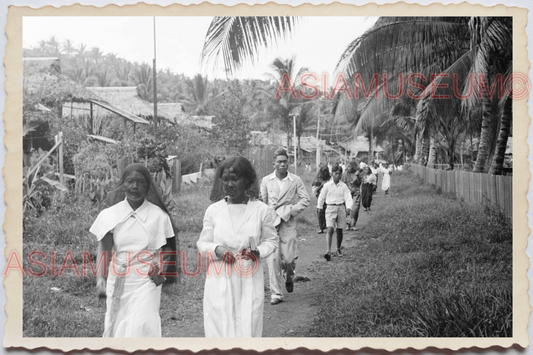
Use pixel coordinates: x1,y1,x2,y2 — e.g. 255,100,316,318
117,158,127,178
58,132,65,201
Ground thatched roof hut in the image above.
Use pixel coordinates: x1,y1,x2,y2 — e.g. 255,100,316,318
24,58,99,105
87,87,166,119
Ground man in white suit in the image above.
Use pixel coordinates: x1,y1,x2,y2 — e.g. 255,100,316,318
260,148,310,305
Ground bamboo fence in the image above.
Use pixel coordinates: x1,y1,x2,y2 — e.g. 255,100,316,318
411,164,512,219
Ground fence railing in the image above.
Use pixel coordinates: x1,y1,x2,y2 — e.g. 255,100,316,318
410,164,512,219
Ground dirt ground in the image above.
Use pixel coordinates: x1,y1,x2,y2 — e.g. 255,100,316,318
164,186,386,338
262,193,377,337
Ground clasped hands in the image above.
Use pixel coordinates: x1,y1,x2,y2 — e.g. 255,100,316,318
215,245,260,263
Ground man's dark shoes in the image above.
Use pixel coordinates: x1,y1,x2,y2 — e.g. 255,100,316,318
324,252,331,261
285,281,294,293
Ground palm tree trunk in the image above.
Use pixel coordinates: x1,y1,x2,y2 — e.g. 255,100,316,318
413,132,422,163
447,138,456,168
473,91,493,173
421,137,430,166
427,137,437,168
489,97,512,175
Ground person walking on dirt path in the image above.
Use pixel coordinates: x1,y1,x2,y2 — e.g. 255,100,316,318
260,148,310,305
317,165,352,261
312,164,331,234
90,163,177,337
370,162,379,195
197,156,278,337
342,161,362,231
379,162,392,194
361,165,377,211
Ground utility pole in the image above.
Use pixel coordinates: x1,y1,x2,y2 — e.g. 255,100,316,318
315,99,321,171
153,17,158,127
293,113,298,175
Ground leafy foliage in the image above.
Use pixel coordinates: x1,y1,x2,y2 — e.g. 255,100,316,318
211,80,251,155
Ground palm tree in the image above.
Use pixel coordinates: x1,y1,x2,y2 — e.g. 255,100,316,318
201,17,298,77
261,57,308,149
62,39,75,56
114,61,133,86
463,17,512,173
181,74,213,115
202,16,512,174
130,64,153,101
46,36,62,56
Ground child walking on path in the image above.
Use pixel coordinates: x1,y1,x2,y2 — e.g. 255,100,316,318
317,165,352,261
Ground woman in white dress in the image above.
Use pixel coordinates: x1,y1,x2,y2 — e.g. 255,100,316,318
198,157,278,337
380,163,392,194
90,163,176,337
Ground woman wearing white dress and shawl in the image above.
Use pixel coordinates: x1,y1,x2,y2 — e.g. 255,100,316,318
198,156,278,337
90,163,177,337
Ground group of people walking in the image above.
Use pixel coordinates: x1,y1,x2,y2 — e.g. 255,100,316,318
90,148,311,338
89,148,393,338
312,160,393,260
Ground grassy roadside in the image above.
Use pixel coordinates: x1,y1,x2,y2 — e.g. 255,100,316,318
22,180,214,337
304,170,512,337
22,168,512,337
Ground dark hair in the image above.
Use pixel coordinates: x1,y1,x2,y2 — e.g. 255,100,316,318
320,166,331,181
209,156,259,202
332,165,343,174
273,147,289,160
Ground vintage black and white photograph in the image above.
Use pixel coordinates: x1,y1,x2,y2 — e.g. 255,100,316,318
7,2,528,351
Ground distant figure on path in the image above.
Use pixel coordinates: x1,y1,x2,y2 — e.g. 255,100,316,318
197,156,278,337
342,161,363,231
380,163,392,194
317,165,352,260
361,165,377,211
260,148,310,305
370,162,379,195
312,164,331,234
90,163,177,337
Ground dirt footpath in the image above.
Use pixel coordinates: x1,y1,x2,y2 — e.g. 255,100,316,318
164,189,386,337
262,192,382,337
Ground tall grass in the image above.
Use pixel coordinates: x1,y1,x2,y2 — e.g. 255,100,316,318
305,171,512,337
22,179,213,337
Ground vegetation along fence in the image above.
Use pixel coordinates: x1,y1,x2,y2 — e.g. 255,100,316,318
410,164,512,219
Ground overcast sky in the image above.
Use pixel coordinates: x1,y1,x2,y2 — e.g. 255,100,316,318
23,16,377,81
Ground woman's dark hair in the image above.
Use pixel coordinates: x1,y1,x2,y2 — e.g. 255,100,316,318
320,166,331,181
209,156,259,202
